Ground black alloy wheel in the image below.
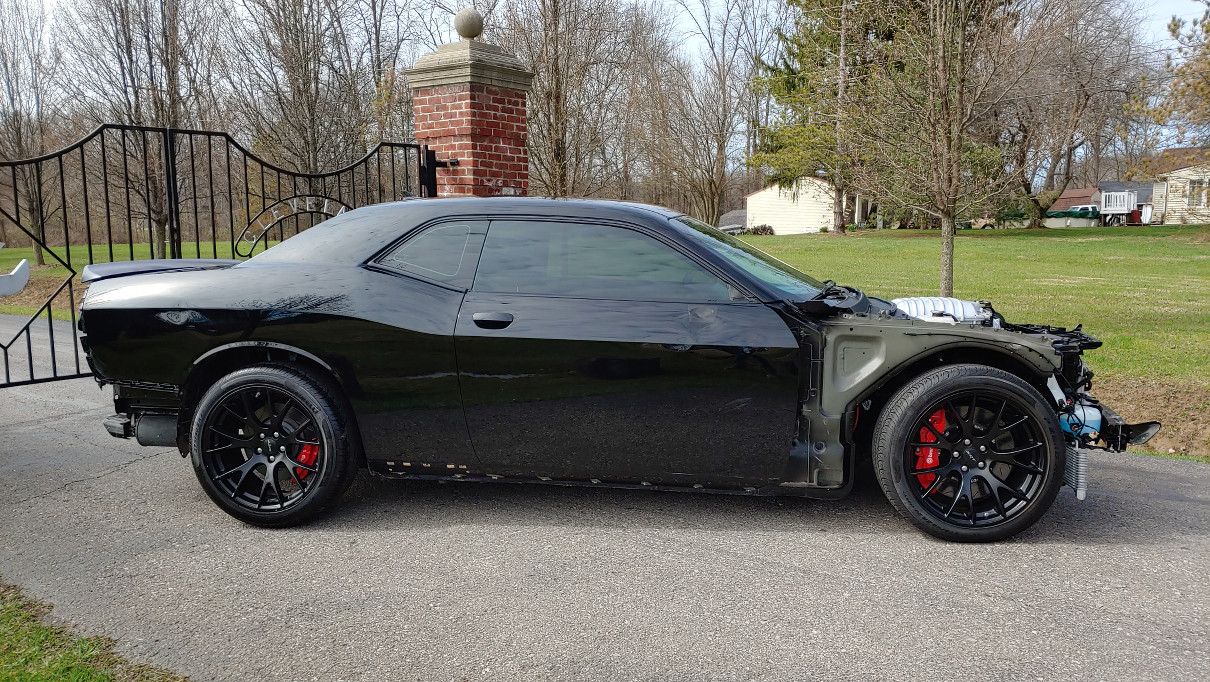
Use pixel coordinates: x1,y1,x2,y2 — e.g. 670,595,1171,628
872,364,1065,542
903,392,1047,527
190,364,360,526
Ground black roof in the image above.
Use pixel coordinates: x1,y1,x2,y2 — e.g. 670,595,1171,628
244,197,688,267
1097,181,1153,204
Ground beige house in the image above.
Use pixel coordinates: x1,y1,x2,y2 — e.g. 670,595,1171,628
744,178,833,234
1154,163,1210,225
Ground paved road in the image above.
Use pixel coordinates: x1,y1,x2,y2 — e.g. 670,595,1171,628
0,313,88,385
1,377,1207,681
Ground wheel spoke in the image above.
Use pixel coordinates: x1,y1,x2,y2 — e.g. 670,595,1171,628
1000,415,1029,433
209,425,251,446
268,465,287,506
910,463,949,476
284,453,318,473
287,417,314,442
944,401,967,437
943,487,966,520
992,443,1042,458
228,462,258,498
921,471,951,497
216,457,257,482
984,477,1008,519
221,403,245,422
285,463,307,492
921,422,953,448
271,398,296,434
241,391,262,429
983,399,1007,437
988,471,1031,503
263,389,276,429
256,475,271,509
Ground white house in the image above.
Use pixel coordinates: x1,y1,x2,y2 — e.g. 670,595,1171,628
744,178,834,235
1154,162,1210,225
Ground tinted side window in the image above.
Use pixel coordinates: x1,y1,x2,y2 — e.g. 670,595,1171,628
474,221,731,301
377,223,478,288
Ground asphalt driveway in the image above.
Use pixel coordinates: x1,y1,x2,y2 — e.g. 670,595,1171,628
1,375,1208,681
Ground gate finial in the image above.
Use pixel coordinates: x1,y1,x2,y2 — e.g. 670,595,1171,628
455,8,484,40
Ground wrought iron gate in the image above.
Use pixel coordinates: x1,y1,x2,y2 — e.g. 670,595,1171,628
0,125,431,388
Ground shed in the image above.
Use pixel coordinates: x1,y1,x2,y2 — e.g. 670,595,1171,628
1049,187,1100,212
717,208,746,234
744,178,833,235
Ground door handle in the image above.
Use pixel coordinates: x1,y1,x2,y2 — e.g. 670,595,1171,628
472,311,514,329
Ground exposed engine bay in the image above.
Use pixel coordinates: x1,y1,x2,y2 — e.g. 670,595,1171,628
778,292,1161,501
891,296,1161,454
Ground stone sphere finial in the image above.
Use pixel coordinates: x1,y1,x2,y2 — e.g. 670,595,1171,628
454,8,484,40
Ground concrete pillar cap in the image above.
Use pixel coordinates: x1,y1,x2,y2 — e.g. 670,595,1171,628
455,8,484,40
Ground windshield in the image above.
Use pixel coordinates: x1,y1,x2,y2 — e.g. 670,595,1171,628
673,216,824,300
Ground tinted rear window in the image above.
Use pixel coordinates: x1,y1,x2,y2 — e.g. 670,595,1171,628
241,203,417,266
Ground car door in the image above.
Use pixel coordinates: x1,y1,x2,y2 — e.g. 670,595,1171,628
353,220,487,468
453,218,800,488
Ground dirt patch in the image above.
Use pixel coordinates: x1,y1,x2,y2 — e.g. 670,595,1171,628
0,269,83,311
1095,376,1210,457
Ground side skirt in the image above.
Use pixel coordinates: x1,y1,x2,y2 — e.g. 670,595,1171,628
366,461,849,500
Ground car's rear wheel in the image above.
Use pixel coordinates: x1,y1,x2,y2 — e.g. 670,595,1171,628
872,364,1065,542
190,364,359,527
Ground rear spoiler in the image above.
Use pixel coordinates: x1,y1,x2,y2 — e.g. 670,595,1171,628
81,259,239,284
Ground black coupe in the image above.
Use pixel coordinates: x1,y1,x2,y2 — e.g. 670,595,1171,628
78,198,1158,541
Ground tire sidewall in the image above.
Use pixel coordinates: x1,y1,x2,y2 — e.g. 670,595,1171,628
190,365,351,527
875,365,1066,542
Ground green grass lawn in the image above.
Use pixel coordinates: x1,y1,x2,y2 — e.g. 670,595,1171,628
0,582,186,681
743,225,1210,389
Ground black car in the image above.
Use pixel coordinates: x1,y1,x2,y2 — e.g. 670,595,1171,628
79,198,1158,541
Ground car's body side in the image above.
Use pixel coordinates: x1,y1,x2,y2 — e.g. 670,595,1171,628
80,198,1071,497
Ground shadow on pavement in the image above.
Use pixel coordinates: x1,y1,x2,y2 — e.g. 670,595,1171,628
301,460,1203,547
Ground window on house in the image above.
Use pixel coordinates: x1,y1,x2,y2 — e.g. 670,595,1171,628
1190,180,1207,208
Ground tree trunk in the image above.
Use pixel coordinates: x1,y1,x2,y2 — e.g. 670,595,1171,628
832,185,846,234
939,212,956,297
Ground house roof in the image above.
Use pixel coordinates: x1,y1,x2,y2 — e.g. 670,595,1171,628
717,208,746,228
1098,181,1153,204
1139,147,1210,176
1050,187,1098,211
743,176,833,199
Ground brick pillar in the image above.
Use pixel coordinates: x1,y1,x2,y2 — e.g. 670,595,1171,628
406,22,533,197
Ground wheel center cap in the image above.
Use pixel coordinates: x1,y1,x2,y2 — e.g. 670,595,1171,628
963,448,979,461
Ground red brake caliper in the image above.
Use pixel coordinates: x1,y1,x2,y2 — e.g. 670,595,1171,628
914,409,946,492
296,444,319,480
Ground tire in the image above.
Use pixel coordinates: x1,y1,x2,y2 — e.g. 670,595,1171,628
189,364,361,527
871,364,1065,542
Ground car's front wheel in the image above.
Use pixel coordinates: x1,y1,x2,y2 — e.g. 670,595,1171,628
872,364,1065,542
189,364,360,527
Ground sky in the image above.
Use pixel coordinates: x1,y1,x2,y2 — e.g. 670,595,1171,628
1145,0,1207,44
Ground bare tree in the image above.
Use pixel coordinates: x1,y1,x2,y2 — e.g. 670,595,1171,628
851,0,1044,296
57,0,227,257
494,0,632,197
658,0,763,226
0,0,60,263
1001,0,1151,227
